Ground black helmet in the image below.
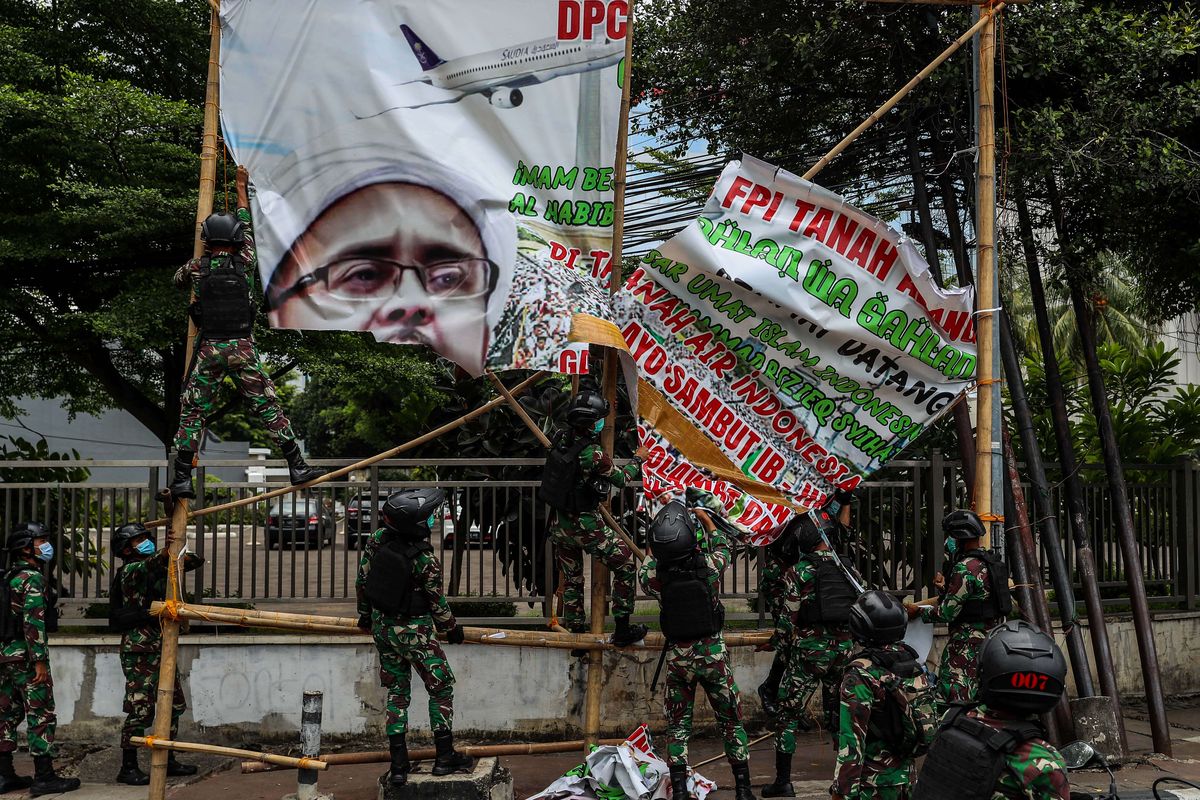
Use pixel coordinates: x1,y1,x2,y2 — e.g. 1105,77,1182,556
380,488,446,536
977,620,1067,714
7,521,47,553
649,500,698,565
944,509,986,540
200,212,246,246
766,523,801,567
112,523,154,559
565,391,609,428
848,590,908,646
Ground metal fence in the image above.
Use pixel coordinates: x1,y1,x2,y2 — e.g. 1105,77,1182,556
2,454,1196,622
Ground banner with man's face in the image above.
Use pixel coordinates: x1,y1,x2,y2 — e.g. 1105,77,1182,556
220,0,628,375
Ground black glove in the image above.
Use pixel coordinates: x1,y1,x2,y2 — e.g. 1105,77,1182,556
834,487,855,506
356,614,371,631
447,625,465,645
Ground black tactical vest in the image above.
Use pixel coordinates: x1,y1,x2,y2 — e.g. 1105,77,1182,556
913,706,1045,800
196,255,255,339
954,550,1013,624
365,537,433,617
108,563,156,632
796,554,857,626
539,434,601,514
0,568,19,643
861,645,930,757
658,556,723,643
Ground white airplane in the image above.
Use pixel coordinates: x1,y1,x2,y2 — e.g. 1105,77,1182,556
389,24,624,109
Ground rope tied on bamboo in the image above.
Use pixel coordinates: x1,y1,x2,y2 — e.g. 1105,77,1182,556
296,758,317,770
143,736,157,749
157,599,183,622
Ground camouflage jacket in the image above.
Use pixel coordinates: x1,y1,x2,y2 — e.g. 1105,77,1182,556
957,707,1069,800
1,564,50,664
174,206,258,301
356,529,456,632
918,554,991,631
761,558,798,645
787,549,854,642
118,550,204,653
639,523,731,610
578,440,641,490
833,642,917,795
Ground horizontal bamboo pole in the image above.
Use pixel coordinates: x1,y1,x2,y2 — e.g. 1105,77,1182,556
131,736,327,770
143,372,547,530
241,738,628,773
152,601,772,650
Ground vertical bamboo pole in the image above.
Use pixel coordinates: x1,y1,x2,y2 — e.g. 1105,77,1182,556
972,3,1002,546
148,9,220,799
583,1,635,751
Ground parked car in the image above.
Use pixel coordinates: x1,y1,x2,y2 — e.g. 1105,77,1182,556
345,494,389,549
442,514,494,549
266,497,338,549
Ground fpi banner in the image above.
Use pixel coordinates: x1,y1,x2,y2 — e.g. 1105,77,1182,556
616,156,976,522
219,0,629,376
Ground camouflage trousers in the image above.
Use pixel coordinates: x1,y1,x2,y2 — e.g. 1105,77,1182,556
776,631,854,754
0,660,57,756
550,512,636,628
934,624,987,712
373,617,455,736
662,635,750,766
173,337,297,452
120,651,186,748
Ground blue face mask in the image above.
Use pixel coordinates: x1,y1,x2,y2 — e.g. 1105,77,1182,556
592,419,604,434
136,539,157,556
35,542,54,563
945,537,958,558
427,514,436,529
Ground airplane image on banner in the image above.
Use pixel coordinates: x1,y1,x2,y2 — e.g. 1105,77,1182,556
367,24,623,112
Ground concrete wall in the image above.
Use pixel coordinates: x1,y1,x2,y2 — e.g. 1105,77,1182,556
45,612,1200,746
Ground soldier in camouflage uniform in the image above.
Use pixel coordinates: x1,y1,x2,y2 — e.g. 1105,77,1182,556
913,621,1069,800
356,488,472,788
541,390,650,648
0,523,79,796
640,500,755,800
832,591,925,800
765,509,860,797
755,525,800,719
169,164,322,500
905,510,1009,711
109,523,204,785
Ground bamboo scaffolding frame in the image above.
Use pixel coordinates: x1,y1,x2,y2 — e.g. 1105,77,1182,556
241,738,629,773
133,736,328,770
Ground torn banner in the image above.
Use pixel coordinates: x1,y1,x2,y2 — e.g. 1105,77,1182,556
615,156,976,528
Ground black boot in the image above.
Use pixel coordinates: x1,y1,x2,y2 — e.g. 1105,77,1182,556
282,442,324,486
731,760,757,800
757,650,786,718
115,747,149,786
387,733,410,787
169,450,196,499
0,752,32,792
431,730,475,776
669,763,690,798
29,754,80,797
610,615,648,647
167,752,198,777
759,750,794,797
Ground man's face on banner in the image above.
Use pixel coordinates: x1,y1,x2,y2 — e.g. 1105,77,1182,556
267,183,496,373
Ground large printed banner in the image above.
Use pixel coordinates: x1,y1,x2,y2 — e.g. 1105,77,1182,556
219,0,630,375
617,157,977,532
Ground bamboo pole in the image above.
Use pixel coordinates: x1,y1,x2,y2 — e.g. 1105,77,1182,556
134,736,328,770
150,601,772,649
241,738,629,773
486,371,646,561
148,11,220,800
691,732,774,770
802,4,1004,182
142,371,547,529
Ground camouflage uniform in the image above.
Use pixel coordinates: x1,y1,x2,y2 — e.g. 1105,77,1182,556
550,441,640,629
968,707,1069,800
833,642,917,800
357,530,458,736
172,206,298,453
639,525,750,766
760,558,797,651
918,555,994,707
0,565,57,757
117,550,203,748
775,550,855,753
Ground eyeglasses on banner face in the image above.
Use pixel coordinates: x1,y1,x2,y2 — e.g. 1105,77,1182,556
270,257,497,308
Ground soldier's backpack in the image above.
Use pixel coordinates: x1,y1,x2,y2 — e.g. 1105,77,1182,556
194,255,254,339
365,537,433,617
0,568,18,643
658,554,724,643
108,566,154,632
862,644,938,759
955,549,1014,623
912,705,1046,800
539,433,607,515
796,554,859,626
